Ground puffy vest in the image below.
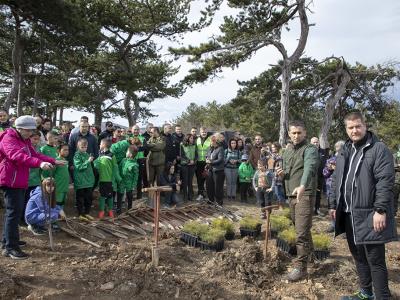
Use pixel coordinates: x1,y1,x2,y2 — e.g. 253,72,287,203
196,136,211,162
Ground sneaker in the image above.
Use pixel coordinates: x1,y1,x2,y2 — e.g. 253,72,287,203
84,214,94,221
285,267,307,282
108,210,114,218
79,215,89,222
98,211,105,219
340,290,374,300
3,248,29,260
1,240,26,250
196,195,204,201
28,225,46,236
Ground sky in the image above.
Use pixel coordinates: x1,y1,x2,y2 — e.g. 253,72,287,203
64,0,400,127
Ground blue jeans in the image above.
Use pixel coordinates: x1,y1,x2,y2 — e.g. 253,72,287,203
273,185,286,203
2,188,26,251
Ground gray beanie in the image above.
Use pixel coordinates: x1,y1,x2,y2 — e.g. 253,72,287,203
14,115,37,130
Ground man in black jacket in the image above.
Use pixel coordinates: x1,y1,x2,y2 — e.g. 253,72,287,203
329,112,397,300
98,121,114,145
163,124,178,165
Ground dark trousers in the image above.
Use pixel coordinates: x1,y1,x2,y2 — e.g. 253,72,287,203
345,214,391,299
181,165,195,201
206,170,225,205
289,195,314,268
136,158,148,199
256,187,273,208
2,188,26,251
76,188,93,215
314,179,323,211
195,161,207,196
126,190,134,210
240,182,250,202
22,186,37,224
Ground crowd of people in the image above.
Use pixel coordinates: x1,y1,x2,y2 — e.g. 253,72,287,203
0,109,398,300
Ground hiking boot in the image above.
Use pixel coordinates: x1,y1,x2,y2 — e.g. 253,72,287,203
98,211,105,219
108,210,114,218
85,214,94,221
285,267,307,282
340,290,374,300
28,225,46,236
3,248,29,260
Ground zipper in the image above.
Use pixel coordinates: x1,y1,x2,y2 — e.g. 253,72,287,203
350,143,370,245
11,170,17,186
343,145,357,212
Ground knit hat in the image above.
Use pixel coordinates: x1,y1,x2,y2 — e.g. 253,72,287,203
14,116,37,130
241,154,249,161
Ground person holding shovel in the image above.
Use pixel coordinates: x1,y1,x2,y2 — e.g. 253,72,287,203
0,116,66,260
25,177,66,235
276,120,319,282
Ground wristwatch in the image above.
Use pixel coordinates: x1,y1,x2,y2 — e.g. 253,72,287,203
374,208,386,215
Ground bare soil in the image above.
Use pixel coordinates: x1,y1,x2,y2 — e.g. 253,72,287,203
0,196,399,300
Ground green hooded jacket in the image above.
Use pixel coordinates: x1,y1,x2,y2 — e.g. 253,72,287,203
118,158,139,193
73,151,95,189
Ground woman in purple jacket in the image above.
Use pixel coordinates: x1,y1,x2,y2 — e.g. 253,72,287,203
0,116,65,260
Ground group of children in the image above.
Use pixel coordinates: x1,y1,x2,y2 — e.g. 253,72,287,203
24,130,140,235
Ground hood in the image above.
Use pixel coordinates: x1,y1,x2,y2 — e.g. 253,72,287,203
343,131,378,152
0,128,22,143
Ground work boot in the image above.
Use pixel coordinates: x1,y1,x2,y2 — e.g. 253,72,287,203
340,290,374,300
108,210,114,218
98,211,105,219
285,267,307,282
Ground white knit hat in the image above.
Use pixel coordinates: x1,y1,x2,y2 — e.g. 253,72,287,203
14,115,37,130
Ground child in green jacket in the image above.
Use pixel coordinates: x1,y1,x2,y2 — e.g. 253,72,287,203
40,130,59,179
73,138,95,221
23,130,42,226
54,143,70,208
94,138,121,219
238,153,254,202
117,147,139,213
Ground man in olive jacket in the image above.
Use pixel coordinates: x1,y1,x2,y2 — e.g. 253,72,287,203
329,112,397,300
147,127,166,186
277,120,319,282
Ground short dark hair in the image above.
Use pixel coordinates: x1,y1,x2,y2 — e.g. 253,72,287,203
80,116,89,121
30,129,41,137
58,142,69,151
151,127,160,134
43,118,51,124
175,124,181,128
191,127,197,130
100,138,111,148
77,137,88,145
344,111,366,125
288,120,306,130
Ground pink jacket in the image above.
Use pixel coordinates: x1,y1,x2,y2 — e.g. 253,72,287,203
0,128,56,189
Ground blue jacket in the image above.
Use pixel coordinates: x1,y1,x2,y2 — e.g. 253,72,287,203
25,186,61,226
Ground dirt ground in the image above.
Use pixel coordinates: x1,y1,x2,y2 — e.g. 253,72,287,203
0,192,399,300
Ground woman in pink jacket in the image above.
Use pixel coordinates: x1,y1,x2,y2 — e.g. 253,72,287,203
0,116,65,260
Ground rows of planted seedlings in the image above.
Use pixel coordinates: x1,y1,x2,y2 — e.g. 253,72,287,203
270,209,332,260
180,218,235,252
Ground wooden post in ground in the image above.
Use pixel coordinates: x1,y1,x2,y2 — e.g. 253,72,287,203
261,205,279,258
143,186,173,267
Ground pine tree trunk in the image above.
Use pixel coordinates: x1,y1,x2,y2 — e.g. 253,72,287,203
94,102,102,127
4,13,23,112
319,71,351,149
124,97,135,127
33,75,38,116
278,64,291,146
59,107,64,125
16,65,23,116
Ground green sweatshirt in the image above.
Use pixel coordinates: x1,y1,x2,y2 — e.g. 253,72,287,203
40,144,58,178
94,151,121,183
239,162,255,183
110,140,130,164
54,156,70,193
118,158,139,193
73,151,95,189
282,140,319,197
28,145,41,187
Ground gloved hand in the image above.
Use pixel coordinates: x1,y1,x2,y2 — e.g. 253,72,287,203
59,210,67,219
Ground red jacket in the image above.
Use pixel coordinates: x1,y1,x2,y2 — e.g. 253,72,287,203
0,128,55,189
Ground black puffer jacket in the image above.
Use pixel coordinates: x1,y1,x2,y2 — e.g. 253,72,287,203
329,131,397,244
